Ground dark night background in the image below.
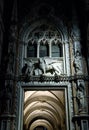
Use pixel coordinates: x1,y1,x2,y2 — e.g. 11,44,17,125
2,0,88,63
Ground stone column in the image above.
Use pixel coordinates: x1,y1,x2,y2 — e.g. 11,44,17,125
72,24,89,130
0,83,15,130
37,43,40,58
49,41,51,58
72,115,89,130
0,0,4,64
65,40,71,76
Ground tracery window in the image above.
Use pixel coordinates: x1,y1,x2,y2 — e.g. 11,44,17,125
39,42,49,57
52,42,62,57
27,42,37,57
26,23,63,58
23,23,64,76
27,42,62,58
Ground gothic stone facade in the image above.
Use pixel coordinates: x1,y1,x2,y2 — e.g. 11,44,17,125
0,0,89,130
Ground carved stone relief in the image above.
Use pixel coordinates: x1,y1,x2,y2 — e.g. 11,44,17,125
22,58,63,76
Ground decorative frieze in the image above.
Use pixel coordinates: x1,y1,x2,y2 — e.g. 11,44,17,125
0,73,89,83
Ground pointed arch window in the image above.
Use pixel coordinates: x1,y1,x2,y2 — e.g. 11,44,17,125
39,41,49,57
27,42,37,57
52,42,62,57
26,23,63,58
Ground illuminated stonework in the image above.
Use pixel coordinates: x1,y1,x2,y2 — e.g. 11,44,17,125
24,90,66,130
0,1,89,130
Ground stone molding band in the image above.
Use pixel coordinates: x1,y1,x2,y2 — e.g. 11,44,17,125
1,74,89,82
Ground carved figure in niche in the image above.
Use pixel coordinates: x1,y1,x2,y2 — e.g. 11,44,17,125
73,51,82,74
7,47,14,74
76,81,85,113
1,82,12,114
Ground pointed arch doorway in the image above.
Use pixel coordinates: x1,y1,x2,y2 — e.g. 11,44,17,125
23,88,68,130
18,13,71,130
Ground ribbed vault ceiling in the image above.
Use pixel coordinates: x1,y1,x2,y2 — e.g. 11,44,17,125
23,90,66,130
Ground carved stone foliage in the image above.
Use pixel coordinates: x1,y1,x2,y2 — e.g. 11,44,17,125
22,58,63,76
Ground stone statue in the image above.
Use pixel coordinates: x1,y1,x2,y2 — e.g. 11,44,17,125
7,47,14,74
73,51,82,74
1,82,12,114
76,81,85,113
